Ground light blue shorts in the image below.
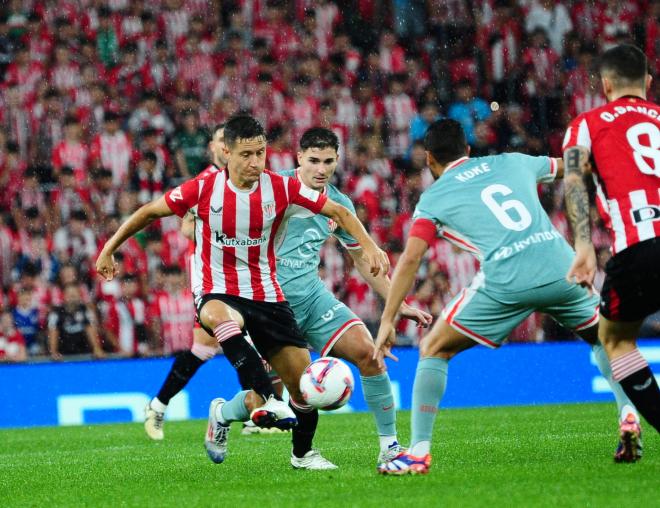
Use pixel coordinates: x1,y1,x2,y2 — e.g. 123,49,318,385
289,286,363,356
442,275,599,348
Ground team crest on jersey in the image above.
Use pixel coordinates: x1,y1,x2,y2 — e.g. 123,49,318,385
327,219,338,232
262,201,276,219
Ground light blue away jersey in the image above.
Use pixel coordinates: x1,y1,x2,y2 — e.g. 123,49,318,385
412,153,573,292
276,169,360,303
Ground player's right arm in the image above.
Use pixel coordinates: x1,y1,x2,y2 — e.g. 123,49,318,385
562,118,597,287
96,196,174,281
373,235,430,362
97,178,201,281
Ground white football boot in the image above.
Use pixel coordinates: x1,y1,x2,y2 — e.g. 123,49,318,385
144,403,164,441
250,395,297,431
291,450,338,470
204,398,230,464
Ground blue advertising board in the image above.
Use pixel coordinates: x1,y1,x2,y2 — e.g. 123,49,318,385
2,340,659,428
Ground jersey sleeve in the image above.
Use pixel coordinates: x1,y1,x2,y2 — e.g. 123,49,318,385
410,194,442,245
332,195,360,250
530,155,560,183
286,177,328,214
164,177,202,217
562,114,592,151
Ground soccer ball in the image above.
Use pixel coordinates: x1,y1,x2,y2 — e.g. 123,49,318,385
299,357,355,410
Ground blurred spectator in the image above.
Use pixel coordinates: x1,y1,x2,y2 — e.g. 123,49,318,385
53,210,96,275
525,0,573,54
171,110,209,177
131,151,166,205
104,273,148,357
447,80,491,146
384,74,416,157
147,265,195,354
96,6,120,68
89,111,135,186
409,102,441,149
267,124,295,172
48,282,103,360
12,285,41,355
52,116,89,185
0,311,26,362
128,92,175,143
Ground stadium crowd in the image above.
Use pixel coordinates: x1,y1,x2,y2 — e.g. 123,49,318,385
0,0,659,361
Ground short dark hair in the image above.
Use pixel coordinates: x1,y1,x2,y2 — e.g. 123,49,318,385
299,127,339,153
223,115,266,147
424,119,468,164
600,44,647,87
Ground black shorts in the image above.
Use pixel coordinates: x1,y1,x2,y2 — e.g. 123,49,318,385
196,293,307,358
600,237,660,322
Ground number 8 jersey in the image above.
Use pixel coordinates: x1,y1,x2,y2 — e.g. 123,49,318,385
410,153,573,292
563,96,660,254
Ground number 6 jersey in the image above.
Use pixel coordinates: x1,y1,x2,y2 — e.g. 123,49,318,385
563,96,660,254
409,153,573,292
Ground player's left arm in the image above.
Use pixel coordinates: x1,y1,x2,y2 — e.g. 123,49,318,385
319,198,390,276
373,236,429,362
563,144,596,287
347,248,432,327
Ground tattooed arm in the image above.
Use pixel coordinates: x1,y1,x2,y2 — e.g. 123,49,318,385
563,145,597,287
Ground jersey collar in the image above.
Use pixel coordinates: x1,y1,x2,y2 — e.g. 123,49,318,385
443,156,470,173
296,167,327,195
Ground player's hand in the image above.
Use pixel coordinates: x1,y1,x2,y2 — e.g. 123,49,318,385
96,251,118,281
566,244,596,289
373,320,398,362
363,245,390,276
399,302,433,328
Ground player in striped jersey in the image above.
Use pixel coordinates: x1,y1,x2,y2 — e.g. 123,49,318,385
563,44,660,447
374,119,640,475
144,123,281,440
97,115,389,466
276,128,432,469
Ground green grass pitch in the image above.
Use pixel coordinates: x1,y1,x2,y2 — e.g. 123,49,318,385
1,403,658,508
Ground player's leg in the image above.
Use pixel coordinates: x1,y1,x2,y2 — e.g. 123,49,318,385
145,324,218,440
539,278,646,461
600,316,660,434
327,324,402,460
199,296,295,464
302,292,402,461
575,324,638,421
198,297,279,403
597,238,660,434
380,284,523,475
379,317,475,476
267,344,337,470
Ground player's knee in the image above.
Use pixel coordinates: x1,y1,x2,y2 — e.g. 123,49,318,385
200,302,244,330
191,342,218,361
419,338,457,360
349,347,383,376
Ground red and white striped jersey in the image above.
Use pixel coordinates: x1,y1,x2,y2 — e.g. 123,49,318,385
148,290,195,354
89,131,134,186
106,297,146,354
165,168,328,302
563,96,660,254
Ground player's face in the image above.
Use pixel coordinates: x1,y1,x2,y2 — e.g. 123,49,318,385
209,128,227,167
225,136,267,186
297,147,338,191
